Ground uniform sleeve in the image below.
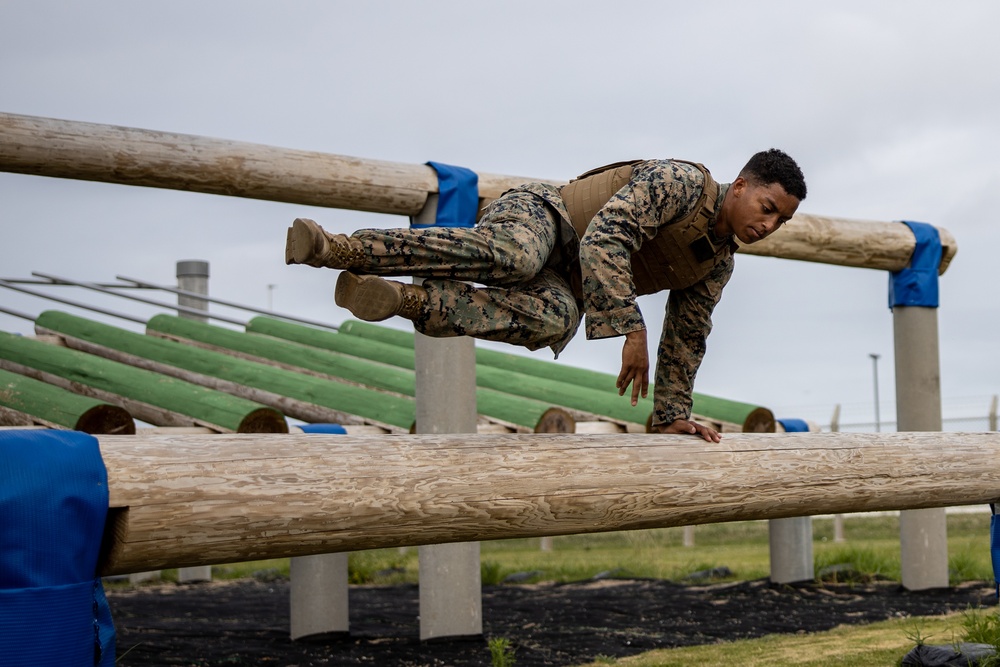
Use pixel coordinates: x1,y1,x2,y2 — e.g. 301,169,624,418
579,161,705,339
651,255,735,426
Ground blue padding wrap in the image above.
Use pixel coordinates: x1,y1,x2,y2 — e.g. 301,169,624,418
778,418,810,433
889,221,941,309
413,161,479,229
0,430,116,665
299,423,348,434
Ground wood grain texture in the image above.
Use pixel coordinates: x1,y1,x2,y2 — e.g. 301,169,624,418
0,113,956,273
738,213,959,274
0,112,549,215
97,431,1000,574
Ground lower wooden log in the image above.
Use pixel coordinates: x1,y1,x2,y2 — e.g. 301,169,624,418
96,431,1000,575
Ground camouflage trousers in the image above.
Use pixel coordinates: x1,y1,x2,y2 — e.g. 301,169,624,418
350,190,581,355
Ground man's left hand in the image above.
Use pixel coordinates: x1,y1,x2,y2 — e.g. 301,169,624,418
617,329,649,406
654,419,722,443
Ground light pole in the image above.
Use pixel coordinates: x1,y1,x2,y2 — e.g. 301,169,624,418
869,353,881,432
267,284,277,310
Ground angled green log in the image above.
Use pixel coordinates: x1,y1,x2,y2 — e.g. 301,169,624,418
247,317,417,369
336,319,774,432
249,317,653,428
149,314,572,432
34,311,415,431
0,329,285,433
0,367,135,434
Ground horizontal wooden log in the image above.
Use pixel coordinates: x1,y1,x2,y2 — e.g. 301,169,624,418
34,310,414,432
97,431,1000,575
0,112,545,216
336,319,773,432
0,367,135,434
0,112,957,273
738,213,958,274
146,314,579,433
0,329,286,433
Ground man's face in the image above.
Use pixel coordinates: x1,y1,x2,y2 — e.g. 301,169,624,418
719,177,800,245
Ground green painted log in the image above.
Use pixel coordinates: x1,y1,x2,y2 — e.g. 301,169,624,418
0,329,285,433
150,314,572,432
250,317,652,428
0,367,135,434
34,311,415,431
247,317,417,369
337,319,774,432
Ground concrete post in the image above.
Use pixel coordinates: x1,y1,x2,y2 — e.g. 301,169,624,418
769,517,814,583
176,259,212,583
176,260,210,323
289,553,349,640
413,195,483,641
894,305,949,589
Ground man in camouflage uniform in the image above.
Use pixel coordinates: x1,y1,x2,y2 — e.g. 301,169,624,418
285,149,806,441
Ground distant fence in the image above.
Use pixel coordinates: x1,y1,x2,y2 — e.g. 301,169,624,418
828,395,998,432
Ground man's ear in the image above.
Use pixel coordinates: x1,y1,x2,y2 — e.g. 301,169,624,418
730,176,747,197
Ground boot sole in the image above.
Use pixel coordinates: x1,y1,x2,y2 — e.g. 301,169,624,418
334,273,401,322
285,218,324,265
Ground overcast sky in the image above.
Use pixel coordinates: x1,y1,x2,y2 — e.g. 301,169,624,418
1,1,997,428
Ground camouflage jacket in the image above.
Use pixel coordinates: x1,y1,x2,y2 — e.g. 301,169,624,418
517,160,734,426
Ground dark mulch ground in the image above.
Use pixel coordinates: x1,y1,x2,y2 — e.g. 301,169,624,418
107,576,997,666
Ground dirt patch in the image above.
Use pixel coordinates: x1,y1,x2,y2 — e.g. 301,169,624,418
107,577,995,666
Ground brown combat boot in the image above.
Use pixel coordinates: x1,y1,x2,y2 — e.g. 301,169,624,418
285,218,365,269
335,272,428,322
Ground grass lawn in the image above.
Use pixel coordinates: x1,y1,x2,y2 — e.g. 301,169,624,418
170,511,996,666
576,612,973,666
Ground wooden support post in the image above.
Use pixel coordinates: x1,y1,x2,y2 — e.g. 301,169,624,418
289,553,349,641
769,517,814,583
412,195,483,641
894,306,948,590
176,260,213,583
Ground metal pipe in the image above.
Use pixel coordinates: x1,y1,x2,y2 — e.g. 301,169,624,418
0,304,37,322
115,275,339,331
30,272,246,327
0,279,145,325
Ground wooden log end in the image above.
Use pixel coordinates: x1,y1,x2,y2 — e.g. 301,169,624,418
97,506,130,577
741,407,776,433
534,407,576,433
74,404,136,435
237,408,289,434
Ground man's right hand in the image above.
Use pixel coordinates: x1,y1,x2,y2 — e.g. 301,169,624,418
616,329,649,406
654,419,722,443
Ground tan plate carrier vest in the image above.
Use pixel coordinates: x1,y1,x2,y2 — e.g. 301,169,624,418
560,160,730,295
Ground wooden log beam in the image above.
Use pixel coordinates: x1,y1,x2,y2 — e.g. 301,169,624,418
0,367,135,434
738,213,958,275
0,112,544,216
0,112,957,273
0,330,286,433
97,431,1000,575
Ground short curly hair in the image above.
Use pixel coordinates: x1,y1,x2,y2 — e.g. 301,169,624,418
739,149,807,201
